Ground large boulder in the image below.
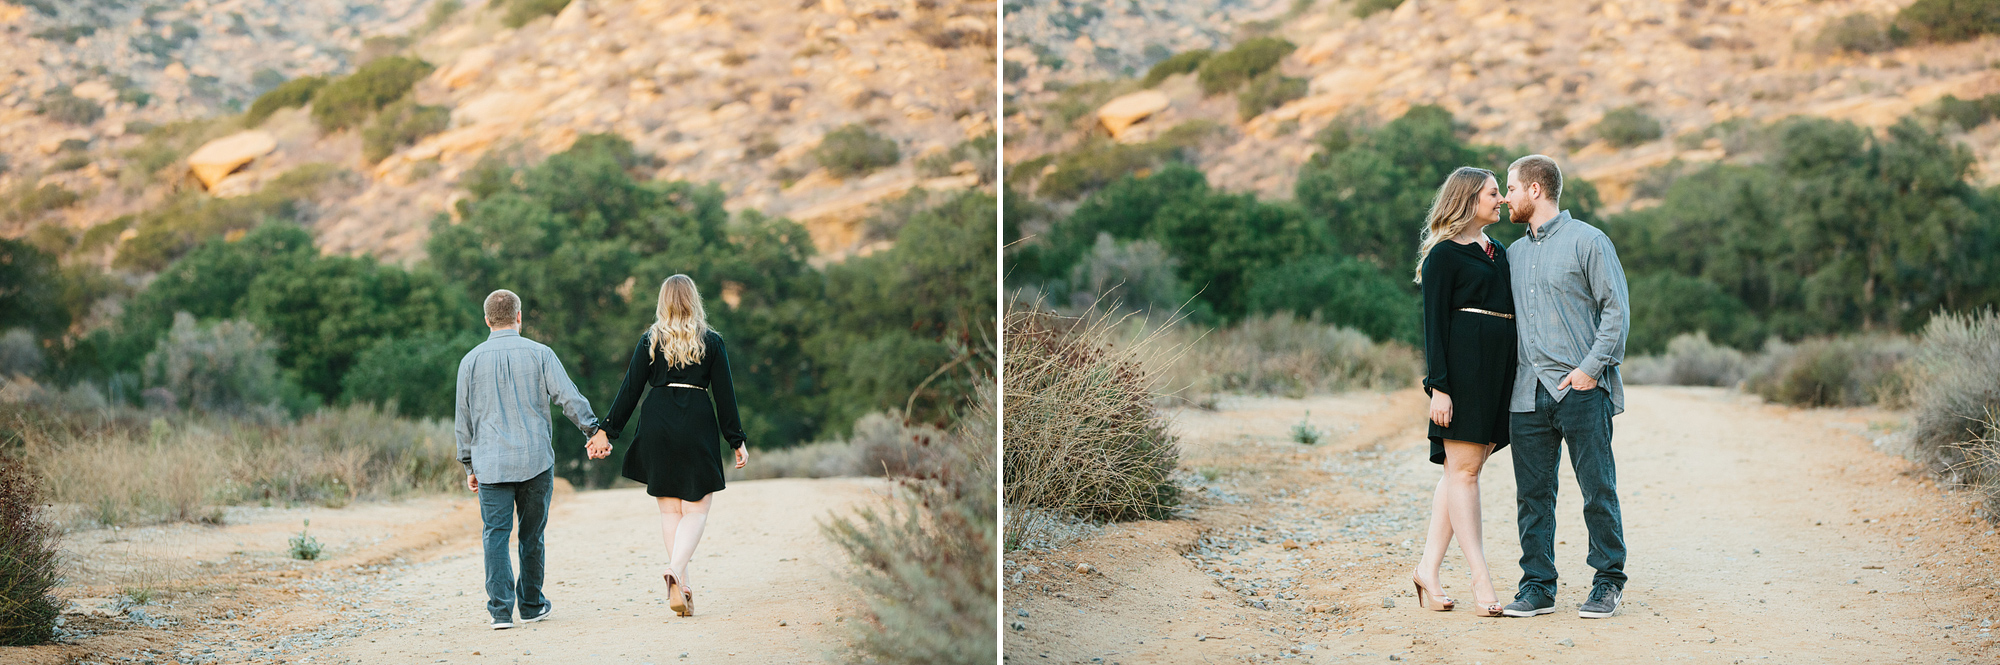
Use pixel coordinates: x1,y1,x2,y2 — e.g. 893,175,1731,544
1097,90,1170,140
185,130,277,190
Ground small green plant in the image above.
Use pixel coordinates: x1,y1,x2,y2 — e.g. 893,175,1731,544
288,518,323,560
245,75,327,126
36,87,104,125
310,57,435,132
501,0,572,27
119,584,156,606
1595,106,1664,147
1197,37,1295,96
1354,0,1404,17
814,123,901,178
1142,49,1211,87
1290,412,1322,445
4,183,84,222
361,98,451,163
1931,93,2000,131
1238,70,1308,120
1896,0,2000,44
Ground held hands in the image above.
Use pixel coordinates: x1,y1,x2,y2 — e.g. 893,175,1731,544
585,430,612,460
1556,368,1598,392
1428,391,1453,428
734,446,749,469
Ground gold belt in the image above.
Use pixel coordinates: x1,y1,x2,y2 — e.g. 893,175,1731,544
1459,308,1515,320
665,383,704,390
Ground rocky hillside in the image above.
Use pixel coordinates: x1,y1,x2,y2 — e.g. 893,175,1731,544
2,0,996,266
1005,0,2000,208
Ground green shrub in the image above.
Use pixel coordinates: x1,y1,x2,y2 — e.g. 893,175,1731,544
0,456,64,646
915,132,996,184
1004,305,1179,522
1197,37,1295,96
36,87,103,125
1625,271,1763,354
51,152,92,172
1354,0,1404,18
3,183,84,222
1290,413,1322,444
245,75,328,126
31,24,95,43
1595,106,1664,147
0,329,44,380
1897,0,2000,44
814,123,901,178
422,0,464,32
288,520,323,560
1237,70,1308,120
340,330,485,419
142,313,284,414
1244,255,1418,345
1142,49,1211,87
1906,309,2000,519
1064,233,1189,313
824,386,995,665
1814,12,1904,54
115,164,344,271
1034,121,1215,201
361,97,451,163
1931,93,2000,131
310,57,434,132
1168,312,1419,397
501,0,572,27
1746,335,1912,407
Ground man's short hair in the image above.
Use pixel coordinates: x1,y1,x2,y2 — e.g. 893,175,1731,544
484,289,520,326
1509,154,1563,203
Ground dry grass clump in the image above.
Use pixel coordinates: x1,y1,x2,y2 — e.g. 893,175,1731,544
1906,309,2000,519
1158,312,1419,401
0,456,63,646
823,383,995,665
3,402,457,526
1624,332,1749,387
1004,305,1179,525
1745,335,1913,407
731,412,947,481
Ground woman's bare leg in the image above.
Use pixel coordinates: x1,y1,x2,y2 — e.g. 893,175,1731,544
1441,440,1497,607
671,493,713,590
1414,473,1455,601
655,497,684,577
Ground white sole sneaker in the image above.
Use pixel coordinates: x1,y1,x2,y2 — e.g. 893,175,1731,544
1502,606,1556,618
522,606,552,623
491,621,514,630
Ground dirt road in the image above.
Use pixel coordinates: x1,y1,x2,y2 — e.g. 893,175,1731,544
1003,386,2000,663
9,477,892,665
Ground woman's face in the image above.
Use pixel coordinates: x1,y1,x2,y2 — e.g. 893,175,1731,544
1471,176,1502,225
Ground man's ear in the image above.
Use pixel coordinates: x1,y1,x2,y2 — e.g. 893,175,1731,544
1528,181,1543,201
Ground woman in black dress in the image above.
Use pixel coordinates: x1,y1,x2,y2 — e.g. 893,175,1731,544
600,274,750,617
1409,166,1515,618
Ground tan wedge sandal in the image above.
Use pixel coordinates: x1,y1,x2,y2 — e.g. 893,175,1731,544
1411,576,1455,611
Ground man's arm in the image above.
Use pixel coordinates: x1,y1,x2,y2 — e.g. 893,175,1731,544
1576,234,1630,380
454,354,476,476
540,344,601,438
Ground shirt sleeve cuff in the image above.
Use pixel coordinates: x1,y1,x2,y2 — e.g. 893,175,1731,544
1578,357,1606,379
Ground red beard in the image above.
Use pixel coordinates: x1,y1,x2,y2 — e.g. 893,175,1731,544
1508,197,1536,224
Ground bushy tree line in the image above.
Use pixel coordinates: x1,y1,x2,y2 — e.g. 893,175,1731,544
12,134,994,489
1009,104,2000,356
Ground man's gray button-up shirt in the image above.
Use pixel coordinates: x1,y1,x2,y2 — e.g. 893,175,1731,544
454,329,600,483
1507,210,1632,416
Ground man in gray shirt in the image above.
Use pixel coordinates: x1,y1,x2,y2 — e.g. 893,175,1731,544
1499,155,1631,621
455,289,611,629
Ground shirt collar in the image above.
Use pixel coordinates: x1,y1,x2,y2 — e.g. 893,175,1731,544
488,328,521,340
1529,209,1573,241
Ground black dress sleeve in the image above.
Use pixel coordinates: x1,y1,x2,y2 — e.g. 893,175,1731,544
708,333,748,450
600,335,652,440
1421,249,1454,397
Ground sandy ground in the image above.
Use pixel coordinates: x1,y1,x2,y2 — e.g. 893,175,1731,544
1003,386,2000,664
3,477,893,665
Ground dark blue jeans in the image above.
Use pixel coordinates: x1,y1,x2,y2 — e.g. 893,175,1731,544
1510,383,1626,599
478,467,553,621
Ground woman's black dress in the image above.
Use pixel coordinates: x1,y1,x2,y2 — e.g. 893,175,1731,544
601,330,747,500
1421,238,1517,464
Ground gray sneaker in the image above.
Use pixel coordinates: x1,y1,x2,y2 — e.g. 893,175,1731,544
491,618,514,630
522,603,553,623
1578,584,1621,619
1502,594,1555,618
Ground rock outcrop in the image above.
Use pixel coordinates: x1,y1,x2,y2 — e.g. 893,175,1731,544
186,131,278,191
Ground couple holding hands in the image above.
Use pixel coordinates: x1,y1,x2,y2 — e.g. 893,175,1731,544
1409,155,1631,620
454,275,749,628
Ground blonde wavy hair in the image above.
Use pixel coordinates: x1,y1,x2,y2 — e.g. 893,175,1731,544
1412,166,1496,285
646,274,711,367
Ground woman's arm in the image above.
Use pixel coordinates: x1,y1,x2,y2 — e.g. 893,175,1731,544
1420,251,1454,397
600,336,652,440
709,334,748,450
